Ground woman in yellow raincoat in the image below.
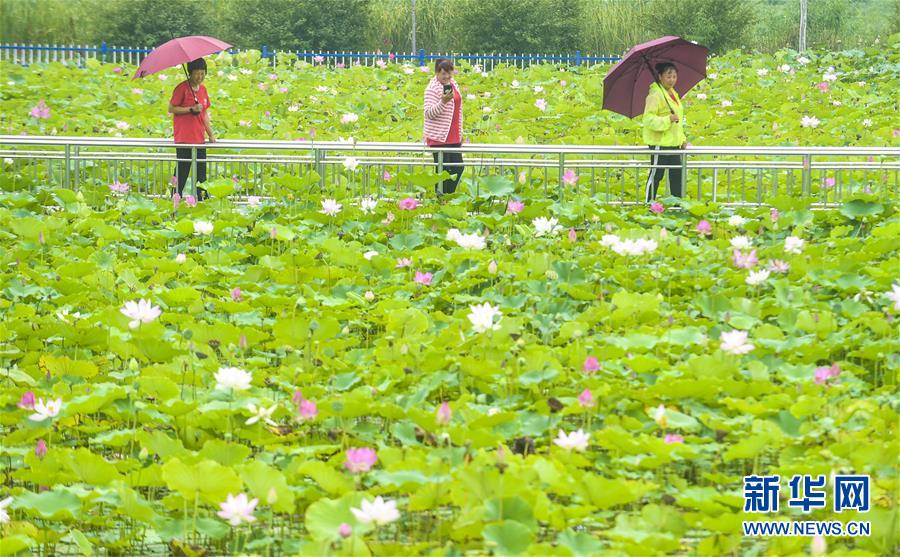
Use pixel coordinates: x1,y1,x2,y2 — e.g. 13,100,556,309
643,62,687,202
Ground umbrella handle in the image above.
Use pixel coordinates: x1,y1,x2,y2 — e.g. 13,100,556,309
182,63,202,118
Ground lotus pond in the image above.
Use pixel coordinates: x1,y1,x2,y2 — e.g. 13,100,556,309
0,45,898,557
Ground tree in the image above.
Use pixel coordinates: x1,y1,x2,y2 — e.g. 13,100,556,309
453,0,581,54
644,0,759,52
220,0,370,51
98,0,217,47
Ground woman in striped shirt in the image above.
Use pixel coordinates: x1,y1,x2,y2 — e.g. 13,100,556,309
423,58,464,195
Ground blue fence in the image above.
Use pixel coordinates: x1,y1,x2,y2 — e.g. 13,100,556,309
0,42,620,70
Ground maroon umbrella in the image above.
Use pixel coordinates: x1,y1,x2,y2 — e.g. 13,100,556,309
603,36,709,118
132,35,232,79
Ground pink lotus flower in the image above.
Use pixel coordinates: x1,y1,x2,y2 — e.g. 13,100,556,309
108,181,129,194
436,402,452,425
732,249,758,269
383,170,392,181
217,493,258,526
35,439,48,459
172,192,181,209
18,391,36,409
258,83,268,91
279,87,288,93
568,228,577,242
817,82,829,92
814,363,841,385
824,177,836,188
696,220,712,235
650,202,665,214
230,287,242,301
382,212,395,225
30,100,51,119
184,195,197,207
894,129,900,137
344,448,378,473
577,389,595,408
388,52,396,61
768,259,790,274
398,197,419,210
770,208,780,223
506,199,524,214
309,127,317,139
336,63,345,69
112,66,122,74
292,390,303,406
313,55,325,63
239,334,247,349
396,257,412,268
664,434,684,444
562,169,578,186
414,271,433,285
583,356,600,373
339,523,352,538
298,399,318,420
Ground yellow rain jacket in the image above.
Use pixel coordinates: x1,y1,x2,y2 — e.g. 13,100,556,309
642,82,686,147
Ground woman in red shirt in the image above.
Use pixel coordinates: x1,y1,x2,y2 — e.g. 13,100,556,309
168,58,216,200
423,58,464,195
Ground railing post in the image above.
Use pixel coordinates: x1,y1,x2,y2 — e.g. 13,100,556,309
100,41,108,63
64,144,70,189
558,153,565,200
802,154,811,195
190,146,198,194
419,48,425,67
575,50,581,66
681,149,688,199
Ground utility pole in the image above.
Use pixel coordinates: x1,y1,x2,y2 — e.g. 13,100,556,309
799,0,807,51
411,0,417,53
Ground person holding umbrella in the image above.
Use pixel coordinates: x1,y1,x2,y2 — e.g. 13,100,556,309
643,62,686,202
601,36,708,204
168,57,216,200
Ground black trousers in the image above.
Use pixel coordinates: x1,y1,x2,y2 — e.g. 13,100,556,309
645,145,683,202
431,143,464,194
174,147,208,199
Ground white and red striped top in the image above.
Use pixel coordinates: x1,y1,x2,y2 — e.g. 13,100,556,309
423,76,463,144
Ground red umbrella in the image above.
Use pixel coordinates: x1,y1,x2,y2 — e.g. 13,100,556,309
603,36,709,118
132,35,232,79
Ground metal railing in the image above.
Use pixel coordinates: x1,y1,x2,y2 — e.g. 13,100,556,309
0,43,620,71
0,136,897,207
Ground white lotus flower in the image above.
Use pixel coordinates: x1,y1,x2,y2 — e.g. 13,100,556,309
56,308,83,323
779,64,792,73
600,234,621,247
784,236,805,254
533,85,543,93
28,398,62,421
343,157,359,171
730,236,752,250
532,216,562,237
0,496,11,524
721,99,732,107
800,115,820,128
120,299,161,329
822,71,837,82
320,198,343,216
862,119,872,128
115,121,130,130
535,98,547,111
757,68,768,76
360,197,378,214
720,330,754,355
287,104,299,112
746,269,770,286
245,403,277,426
797,56,810,65
728,215,747,227
468,302,502,333
695,93,707,100
340,113,359,124
217,493,258,526
350,496,400,526
363,250,379,260
554,429,590,452
193,221,214,235
653,404,667,427
215,367,252,391
885,283,900,311
482,106,492,113
448,229,486,250
175,253,187,264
